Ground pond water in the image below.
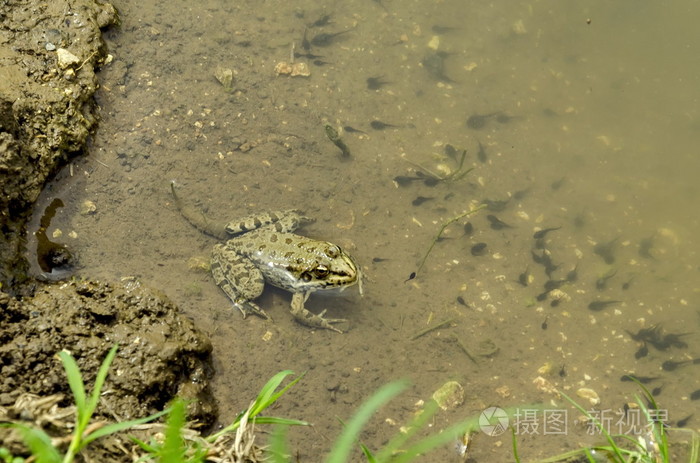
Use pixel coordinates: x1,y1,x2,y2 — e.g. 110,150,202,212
34,0,700,460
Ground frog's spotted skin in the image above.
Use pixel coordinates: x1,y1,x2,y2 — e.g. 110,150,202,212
171,183,362,333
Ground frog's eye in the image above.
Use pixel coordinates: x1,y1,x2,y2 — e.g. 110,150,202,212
325,245,340,258
313,265,330,278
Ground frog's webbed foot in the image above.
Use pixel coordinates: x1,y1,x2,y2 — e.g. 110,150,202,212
291,293,346,333
236,300,271,321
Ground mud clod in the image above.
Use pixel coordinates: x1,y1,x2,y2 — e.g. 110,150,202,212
0,279,216,425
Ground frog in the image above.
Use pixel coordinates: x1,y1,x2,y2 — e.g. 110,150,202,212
171,182,362,333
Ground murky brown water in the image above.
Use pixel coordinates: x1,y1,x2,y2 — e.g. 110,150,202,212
32,0,700,460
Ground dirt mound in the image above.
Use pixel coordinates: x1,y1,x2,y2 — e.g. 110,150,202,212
0,279,216,424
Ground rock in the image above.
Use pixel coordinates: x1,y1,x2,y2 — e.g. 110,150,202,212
56,48,80,68
432,380,465,410
214,66,234,91
80,199,97,215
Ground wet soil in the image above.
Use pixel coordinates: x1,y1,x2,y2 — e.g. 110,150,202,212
0,0,217,457
0,278,216,421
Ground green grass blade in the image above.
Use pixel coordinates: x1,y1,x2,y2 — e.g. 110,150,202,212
267,424,292,463
208,370,303,442
391,414,481,463
639,394,670,462
82,408,170,445
558,390,626,463
58,350,87,422
250,371,303,417
689,428,700,463
9,423,62,463
161,399,186,462
359,444,377,462
84,345,118,428
325,380,409,463
511,426,521,463
374,399,440,461
583,448,597,462
252,417,310,426
129,436,158,454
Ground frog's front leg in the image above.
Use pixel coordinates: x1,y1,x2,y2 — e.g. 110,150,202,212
290,292,346,333
211,243,270,320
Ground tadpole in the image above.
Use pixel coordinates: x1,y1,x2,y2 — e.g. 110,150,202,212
481,197,510,212
544,279,567,291
370,120,400,130
486,214,513,230
366,75,390,90
470,242,487,256
565,264,579,282
639,235,656,259
677,414,693,427
533,227,561,240
620,374,658,384
588,300,621,311
411,196,433,206
661,359,694,371
310,29,351,47
343,125,366,134
634,343,649,359
551,177,566,190
309,14,332,28
593,237,619,264
463,222,474,235
495,113,518,124
467,113,497,129
518,267,529,287
444,143,458,160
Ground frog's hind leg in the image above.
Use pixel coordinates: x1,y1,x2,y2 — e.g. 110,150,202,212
224,210,310,235
290,292,347,333
211,244,269,320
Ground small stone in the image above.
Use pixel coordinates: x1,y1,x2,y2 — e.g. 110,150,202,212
427,35,440,50
290,62,311,77
80,200,97,215
214,66,234,91
576,387,600,405
274,61,311,77
56,48,80,69
432,381,464,410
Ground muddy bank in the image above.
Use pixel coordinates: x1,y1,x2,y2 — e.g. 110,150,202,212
0,0,116,286
0,0,218,452
0,279,216,421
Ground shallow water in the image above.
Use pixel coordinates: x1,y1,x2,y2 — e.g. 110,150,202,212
34,0,700,460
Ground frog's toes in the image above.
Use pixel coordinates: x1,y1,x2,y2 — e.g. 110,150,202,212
236,301,271,320
293,308,346,333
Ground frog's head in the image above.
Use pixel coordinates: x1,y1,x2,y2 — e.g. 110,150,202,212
299,243,362,295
